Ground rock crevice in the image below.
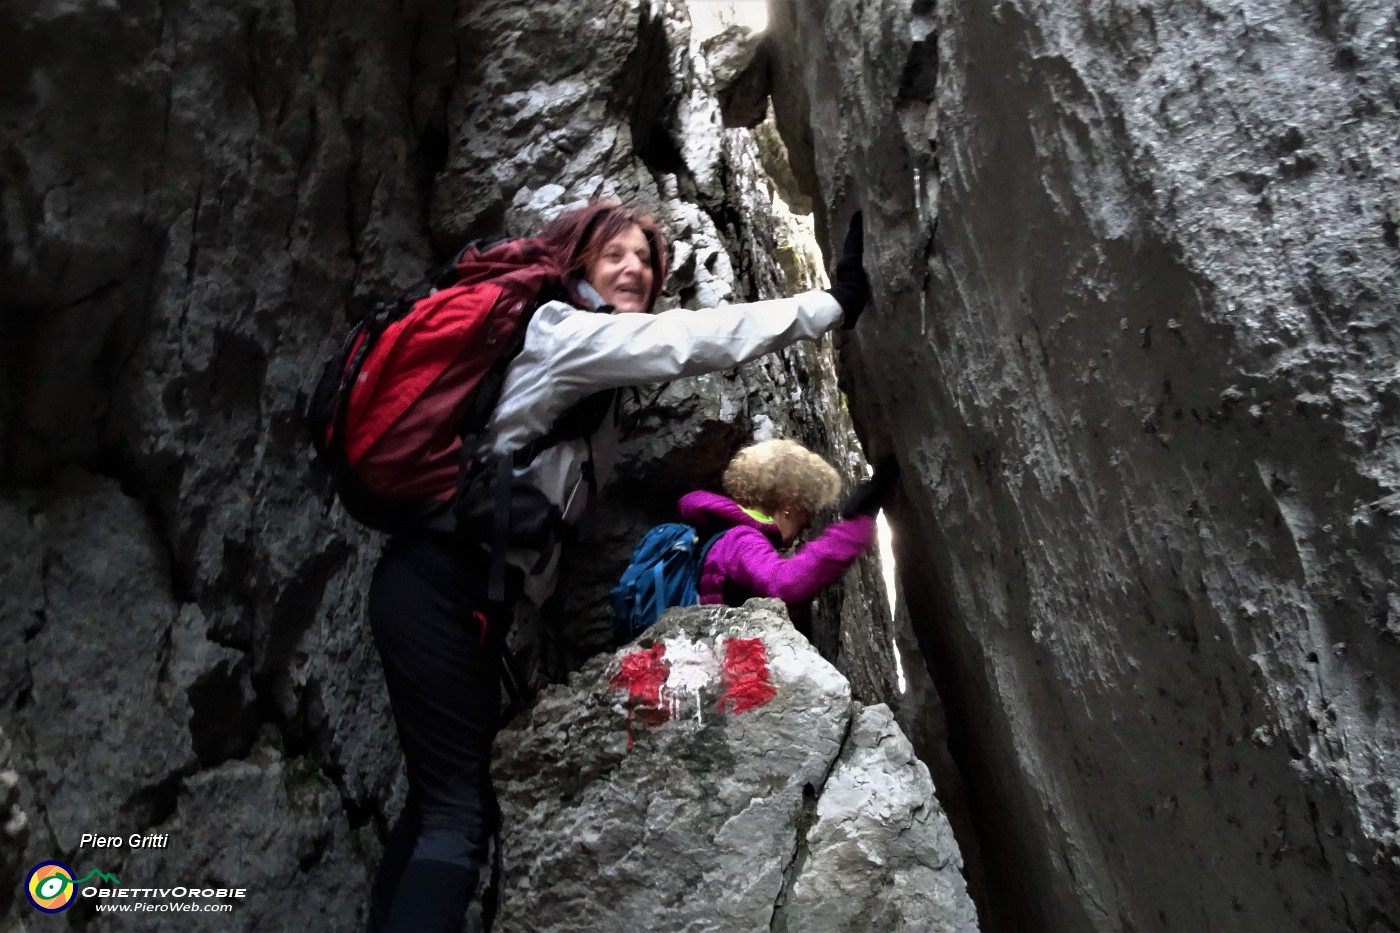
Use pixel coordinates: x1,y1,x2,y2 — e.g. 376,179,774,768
769,712,853,933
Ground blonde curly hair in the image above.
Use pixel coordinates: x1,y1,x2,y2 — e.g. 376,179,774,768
721,439,842,516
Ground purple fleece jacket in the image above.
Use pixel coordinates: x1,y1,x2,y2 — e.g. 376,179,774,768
677,490,875,614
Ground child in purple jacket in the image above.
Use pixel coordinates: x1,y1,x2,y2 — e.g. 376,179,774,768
677,439,899,633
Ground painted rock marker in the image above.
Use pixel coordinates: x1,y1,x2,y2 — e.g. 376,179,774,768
718,637,777,714
610,635,778,748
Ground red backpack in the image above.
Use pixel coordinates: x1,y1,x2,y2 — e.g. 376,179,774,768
306,238,567,535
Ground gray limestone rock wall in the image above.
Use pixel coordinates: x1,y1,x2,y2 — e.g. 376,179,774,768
1,0,902,927
766,0,1400,930
3,0,434,922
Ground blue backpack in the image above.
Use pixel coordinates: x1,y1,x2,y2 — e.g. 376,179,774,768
610,523,722,645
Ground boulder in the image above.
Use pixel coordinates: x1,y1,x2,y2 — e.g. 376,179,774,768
493,600,974,932
781,704,978,933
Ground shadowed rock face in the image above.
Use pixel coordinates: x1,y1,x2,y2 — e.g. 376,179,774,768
767,0,1400,930
1,0,904,927
493,601,974,933
2,2,460,923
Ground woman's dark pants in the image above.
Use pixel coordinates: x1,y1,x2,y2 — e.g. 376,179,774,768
366,532,520,933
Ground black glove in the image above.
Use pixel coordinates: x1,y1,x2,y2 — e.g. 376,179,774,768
841,456,900,519
825,212,871,329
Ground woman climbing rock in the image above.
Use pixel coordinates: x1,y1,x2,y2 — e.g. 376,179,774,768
363,201,871,932
678,439,898,635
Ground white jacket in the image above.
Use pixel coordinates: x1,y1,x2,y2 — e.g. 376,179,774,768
479,289,844,602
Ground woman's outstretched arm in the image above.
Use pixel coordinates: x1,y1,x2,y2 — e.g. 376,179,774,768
714,516,875,606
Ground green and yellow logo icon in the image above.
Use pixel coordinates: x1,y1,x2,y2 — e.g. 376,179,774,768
25,862,121,913
27,861,76,913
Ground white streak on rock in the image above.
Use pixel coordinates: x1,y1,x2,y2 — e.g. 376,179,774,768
662,633,722,724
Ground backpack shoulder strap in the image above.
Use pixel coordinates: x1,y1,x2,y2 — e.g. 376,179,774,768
697,529,725,566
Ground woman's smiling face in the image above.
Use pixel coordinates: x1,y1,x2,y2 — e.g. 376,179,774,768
584,224,655,313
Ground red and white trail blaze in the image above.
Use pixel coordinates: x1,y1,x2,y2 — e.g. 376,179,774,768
717,637,778,713
609,635,779,748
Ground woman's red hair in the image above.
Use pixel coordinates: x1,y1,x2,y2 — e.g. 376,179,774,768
537,201,669,311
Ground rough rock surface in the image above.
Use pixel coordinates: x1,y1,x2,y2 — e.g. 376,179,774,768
492,600,973,933
1,0,900,927
1,479,202,851
767,0,1400,930
703,25,772,129
3,7,441,905
0,475,368,927
781,703,978,933
0,731,29,919
85,755,370,932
